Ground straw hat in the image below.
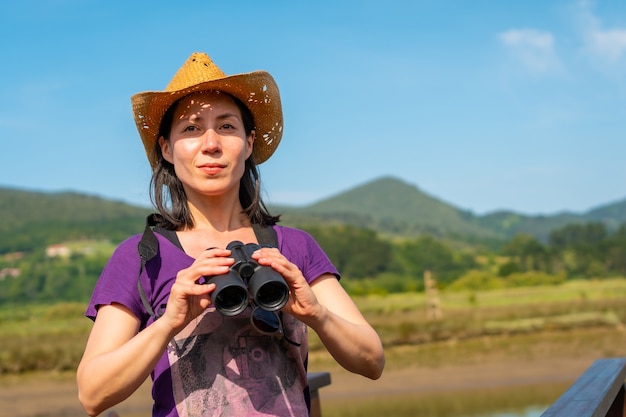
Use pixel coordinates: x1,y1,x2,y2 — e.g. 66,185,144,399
131,52,283,168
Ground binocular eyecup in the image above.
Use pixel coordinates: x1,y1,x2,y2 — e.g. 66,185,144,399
204,241,289,316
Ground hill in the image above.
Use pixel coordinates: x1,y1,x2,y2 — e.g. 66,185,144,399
275,176,626,243
475,199,626,242
0,186,151,253
1,177,625,254
275,176,500,240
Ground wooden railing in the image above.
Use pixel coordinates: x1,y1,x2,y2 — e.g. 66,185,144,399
308,371,332,417
541,358,626,417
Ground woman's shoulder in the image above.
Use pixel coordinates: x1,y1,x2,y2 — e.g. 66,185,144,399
112,230,187,261
271,225,339,282
107,231,176,263
108,233,144,258
273,224,315,244
272,224,324,255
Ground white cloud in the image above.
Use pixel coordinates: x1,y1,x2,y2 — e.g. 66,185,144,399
588,29,626,62
576,0,626,64
498,29,561,73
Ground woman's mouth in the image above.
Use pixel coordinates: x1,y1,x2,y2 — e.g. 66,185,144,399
198,163,225,175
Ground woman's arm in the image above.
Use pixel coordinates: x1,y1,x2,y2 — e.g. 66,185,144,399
76,304,177,416
308,274,385,379
253,249,385,380
77,247,231,416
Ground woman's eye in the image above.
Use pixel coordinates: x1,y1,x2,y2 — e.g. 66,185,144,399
183,125,199,133
221,123,234,130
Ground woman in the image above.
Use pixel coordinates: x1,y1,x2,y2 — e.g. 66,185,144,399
77,52,385,417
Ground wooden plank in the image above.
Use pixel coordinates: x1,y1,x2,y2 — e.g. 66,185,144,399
308,372,332,417
308,371,332,391
541,358,626,417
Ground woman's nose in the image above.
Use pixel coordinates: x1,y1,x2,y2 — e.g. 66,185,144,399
201,129,221,152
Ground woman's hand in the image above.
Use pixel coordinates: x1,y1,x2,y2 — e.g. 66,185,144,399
161,248,234,333
251,247,323,322
252,246,385,380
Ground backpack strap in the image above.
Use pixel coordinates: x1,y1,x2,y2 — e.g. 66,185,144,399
137,213,164,320
252,222,278,248
137,215,278,320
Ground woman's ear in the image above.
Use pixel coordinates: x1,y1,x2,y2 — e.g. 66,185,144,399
159,136,173,163
246,130,255,159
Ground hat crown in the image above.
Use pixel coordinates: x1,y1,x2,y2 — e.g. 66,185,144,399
165,52,227,92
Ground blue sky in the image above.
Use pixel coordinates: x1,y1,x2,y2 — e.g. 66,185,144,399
1,0,625,216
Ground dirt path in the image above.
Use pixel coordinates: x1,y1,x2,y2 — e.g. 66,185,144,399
0,356,594,417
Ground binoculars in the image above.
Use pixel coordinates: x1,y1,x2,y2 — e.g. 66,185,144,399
204,241,289,316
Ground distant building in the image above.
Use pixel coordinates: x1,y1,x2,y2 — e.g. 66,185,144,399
46,244,71,258
0,268,20,280
2,252,24,262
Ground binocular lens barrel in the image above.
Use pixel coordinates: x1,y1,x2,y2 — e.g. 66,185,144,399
248,268,289,311
204,241,290,316
206,270,248,316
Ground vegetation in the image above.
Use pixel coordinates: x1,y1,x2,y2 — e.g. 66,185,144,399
3,278,626,376
2,182,625,417
0,302,90,374
0,187,149,254
1,182,625,366
277,176,626,242
3,218,626,304
1,183,626,304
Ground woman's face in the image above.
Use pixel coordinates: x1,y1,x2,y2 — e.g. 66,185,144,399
159,91,255,200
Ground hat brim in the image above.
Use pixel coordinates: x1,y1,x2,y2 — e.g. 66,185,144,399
131,70,283,168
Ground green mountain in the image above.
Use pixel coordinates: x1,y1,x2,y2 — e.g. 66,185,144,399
274,176,626,243
1,176,625,254
585,198,626,227
470,197,626,242
0,186,151,253
276,176,499,240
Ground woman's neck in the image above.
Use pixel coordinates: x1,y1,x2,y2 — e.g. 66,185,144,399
185,193,250,233
178,196,256,256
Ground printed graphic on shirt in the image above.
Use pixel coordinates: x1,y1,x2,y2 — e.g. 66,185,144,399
167,307,309,416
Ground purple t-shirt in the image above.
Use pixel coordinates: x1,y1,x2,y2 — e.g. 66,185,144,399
86,225,339,417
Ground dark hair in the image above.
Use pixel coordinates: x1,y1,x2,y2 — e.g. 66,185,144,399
149,92,280,230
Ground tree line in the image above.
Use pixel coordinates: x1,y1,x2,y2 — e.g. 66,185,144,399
304,221,626,294
500,222,626,279
1,221,625,305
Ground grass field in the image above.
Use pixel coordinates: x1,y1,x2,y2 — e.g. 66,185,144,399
312,278,626,360
2,278,626,416
3,278,626,374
